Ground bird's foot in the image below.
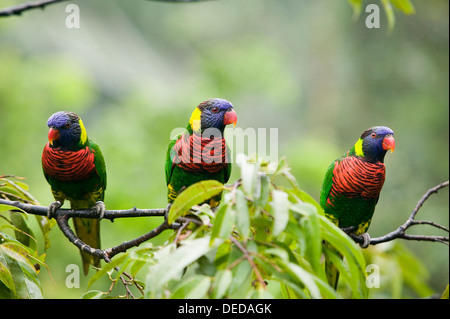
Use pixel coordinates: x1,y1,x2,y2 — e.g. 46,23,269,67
47,201,61,219
94,201,106,220
358,233,371,248
340,225,357,234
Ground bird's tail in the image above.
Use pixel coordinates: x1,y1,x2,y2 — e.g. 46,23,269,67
324,241,342,290
73,217,101,275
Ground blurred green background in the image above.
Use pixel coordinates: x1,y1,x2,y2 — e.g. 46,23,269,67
0,0,448,298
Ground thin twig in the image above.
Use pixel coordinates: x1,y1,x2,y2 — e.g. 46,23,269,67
0,0,68,17
52,211,174,298
230,236,266,289
350,181,449,246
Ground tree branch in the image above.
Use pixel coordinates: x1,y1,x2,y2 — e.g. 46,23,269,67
230,236,267,289
349,181,449,246
0,199,166,220
0,0,68,17
1,179,448,295
0,0,211,18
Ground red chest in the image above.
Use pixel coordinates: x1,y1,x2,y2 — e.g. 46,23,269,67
42,143,96,182
171,134,228,173
331,156,385,199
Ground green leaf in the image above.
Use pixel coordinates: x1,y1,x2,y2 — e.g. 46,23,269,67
254,174,271,209
238,155,260,198
212,269,232,299
319,215,368,298
282,261,321,299
35,215,55,250
0,247,28,298
145,236,216,298
234,189,250,239
0,204,26,214
81,290,106,299
87,254,129,288
168,180,224,224
381,0,395,31
441,284,449,299
9,211,34,249
171,275,211,299
288,187,322,212
391,0,415,15
270,190,289,237
251,287,275,299
24,277,43,299
0,260,15,295
347,0,363,20
294,203,324,279
130,259,147,277
210,204,235,244
228,258,253,297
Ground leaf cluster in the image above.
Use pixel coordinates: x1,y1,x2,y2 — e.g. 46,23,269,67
86,157,370,299
0,175,52,298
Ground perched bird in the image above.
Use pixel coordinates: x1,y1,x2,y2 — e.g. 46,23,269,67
165,98,237,208
320,126,395,289
42,111,106,275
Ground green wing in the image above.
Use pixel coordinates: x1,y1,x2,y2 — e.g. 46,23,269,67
224,141,232,184
165,134,180,186
90,139,107,199
320,160,335,212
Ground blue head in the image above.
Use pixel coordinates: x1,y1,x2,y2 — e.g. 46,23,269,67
354,126,395,163
189,98,237,133
47,111,88,150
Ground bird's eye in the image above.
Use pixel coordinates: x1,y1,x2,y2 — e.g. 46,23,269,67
211,107,219,113
370,132,377,138
65,122,71,128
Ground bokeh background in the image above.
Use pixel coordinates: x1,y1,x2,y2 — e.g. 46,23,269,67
0,0,448,298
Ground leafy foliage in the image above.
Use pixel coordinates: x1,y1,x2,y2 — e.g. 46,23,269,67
0,157,446,298
0,175,52,299
87,157,371,298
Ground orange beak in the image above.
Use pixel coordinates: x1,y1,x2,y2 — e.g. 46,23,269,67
48,127,60,145
382,135,395,153
223,109,237,127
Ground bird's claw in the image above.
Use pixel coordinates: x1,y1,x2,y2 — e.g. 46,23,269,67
47,201,62,219
340,225,357,233
95,201,106,220
359,233,371,248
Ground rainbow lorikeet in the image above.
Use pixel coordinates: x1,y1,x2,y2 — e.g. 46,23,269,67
42,111,106,275
165,98,237,208
320,126,395,289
